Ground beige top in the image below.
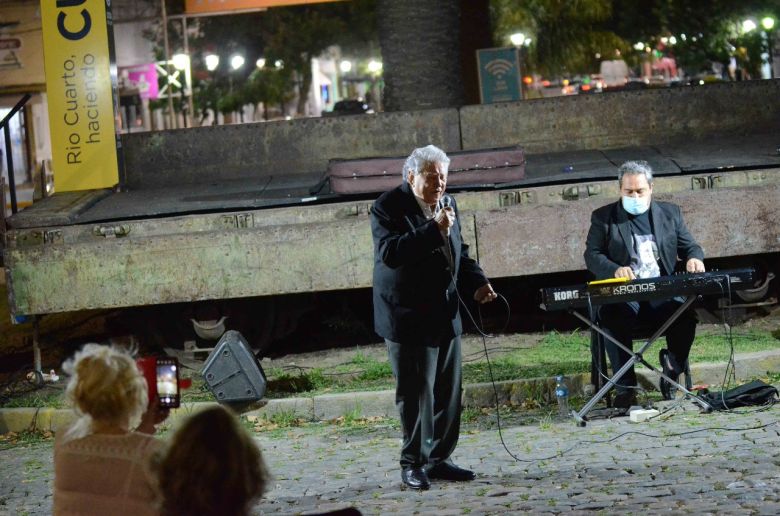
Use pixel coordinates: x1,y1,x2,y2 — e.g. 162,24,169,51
53,429,160,516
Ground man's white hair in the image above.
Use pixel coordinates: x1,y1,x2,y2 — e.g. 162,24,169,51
618,160,654,185
403,144,450,179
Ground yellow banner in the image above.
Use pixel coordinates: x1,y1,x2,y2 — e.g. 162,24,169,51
40,0,119,192
186,0,343,15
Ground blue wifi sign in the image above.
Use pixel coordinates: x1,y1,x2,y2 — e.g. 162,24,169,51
477,47,523,103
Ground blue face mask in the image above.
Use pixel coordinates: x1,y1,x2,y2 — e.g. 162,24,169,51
622,195,649,215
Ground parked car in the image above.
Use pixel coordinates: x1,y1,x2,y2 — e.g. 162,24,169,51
321,99,374,117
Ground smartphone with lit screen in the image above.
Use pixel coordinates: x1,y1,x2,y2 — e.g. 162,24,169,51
155,357,180,408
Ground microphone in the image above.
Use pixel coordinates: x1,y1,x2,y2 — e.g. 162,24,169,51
438,195,453,236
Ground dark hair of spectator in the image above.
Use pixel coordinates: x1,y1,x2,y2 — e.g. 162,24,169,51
153,405,269,516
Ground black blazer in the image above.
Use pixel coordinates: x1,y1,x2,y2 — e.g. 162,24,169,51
584,199,704,280
371,182,488,345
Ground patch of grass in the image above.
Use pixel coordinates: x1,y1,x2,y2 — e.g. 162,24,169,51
355,360,393,382
0,389,66,408
687,329,780,364
538,411,554,431
245,409,308,433
462,406,480,423
463,330,592,384
0,429,55,448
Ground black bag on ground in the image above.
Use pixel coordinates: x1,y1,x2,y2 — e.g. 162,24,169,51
700,380,778,411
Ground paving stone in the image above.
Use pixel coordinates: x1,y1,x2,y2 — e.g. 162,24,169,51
1,404,779,514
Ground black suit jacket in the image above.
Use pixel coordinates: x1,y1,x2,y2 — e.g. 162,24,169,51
584,199,704,280
371,182,488,345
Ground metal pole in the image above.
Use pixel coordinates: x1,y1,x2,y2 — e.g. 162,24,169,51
3,125,17,214
161,0,176,129
183,16,195,126
33,315,42,375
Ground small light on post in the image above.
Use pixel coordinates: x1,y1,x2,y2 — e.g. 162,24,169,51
509,32,525,47
205,54,219,72
172,53,189,71
230,54,245,71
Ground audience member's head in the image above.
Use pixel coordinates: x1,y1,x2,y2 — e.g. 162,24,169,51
153,405,270,516
62,344,148,439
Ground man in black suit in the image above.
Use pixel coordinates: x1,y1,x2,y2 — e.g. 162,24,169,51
584,160,705,408
371,145,497,490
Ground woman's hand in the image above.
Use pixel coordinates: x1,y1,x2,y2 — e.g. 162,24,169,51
137,397,170,435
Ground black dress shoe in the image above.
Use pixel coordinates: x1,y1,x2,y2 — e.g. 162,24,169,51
401,467,430,490
613,391,637,409
427,462,476,481
659,349,679,400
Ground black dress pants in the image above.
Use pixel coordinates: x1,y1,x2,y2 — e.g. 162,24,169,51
598,298,697,394
386,336,462,469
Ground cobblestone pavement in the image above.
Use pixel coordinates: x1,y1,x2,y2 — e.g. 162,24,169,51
1,404,779,515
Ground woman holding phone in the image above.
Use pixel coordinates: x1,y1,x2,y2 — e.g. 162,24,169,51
53,344,168,516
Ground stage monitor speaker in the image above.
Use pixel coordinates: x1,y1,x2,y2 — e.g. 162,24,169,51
202,330,267,403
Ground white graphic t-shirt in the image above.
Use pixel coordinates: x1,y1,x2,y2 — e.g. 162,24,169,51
628,210,661,278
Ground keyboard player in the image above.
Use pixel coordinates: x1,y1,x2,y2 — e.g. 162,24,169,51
584,160,706,408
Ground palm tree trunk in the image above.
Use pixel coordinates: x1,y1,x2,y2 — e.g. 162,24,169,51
378,0,464,111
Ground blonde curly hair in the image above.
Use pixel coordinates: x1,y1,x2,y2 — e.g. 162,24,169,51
153,405,270,516
62,344,148,438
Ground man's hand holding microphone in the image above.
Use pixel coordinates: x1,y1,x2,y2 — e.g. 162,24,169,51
434,197,455,236
434,196,497,305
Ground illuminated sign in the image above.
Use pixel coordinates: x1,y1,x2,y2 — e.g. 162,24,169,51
477,47,523,104
40,0,120,191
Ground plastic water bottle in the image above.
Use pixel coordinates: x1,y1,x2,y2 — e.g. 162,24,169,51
555,375,570,417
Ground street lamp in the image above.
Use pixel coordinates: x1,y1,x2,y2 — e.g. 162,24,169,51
230,54,245,71
509,32,525,47
742,19,757,33
367,59,382,74
172,53,189,71
762,16,775,30
339,60,352,73
256,58,266,69
205,54,219,72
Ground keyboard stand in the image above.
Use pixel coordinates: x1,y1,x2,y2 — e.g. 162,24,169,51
568,295,712,427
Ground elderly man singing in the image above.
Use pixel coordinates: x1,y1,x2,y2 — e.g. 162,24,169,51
371,144,497,490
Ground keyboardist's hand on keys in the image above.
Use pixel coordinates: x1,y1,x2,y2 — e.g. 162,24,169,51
686,258,706,273
614,266,636,280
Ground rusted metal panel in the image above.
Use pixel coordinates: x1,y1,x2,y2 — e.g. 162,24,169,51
121,109,463,190
6,218,374,314
6,189,112,230
475,184,780,279
460,81,780,153
5,209,479,316
6,202,377,248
